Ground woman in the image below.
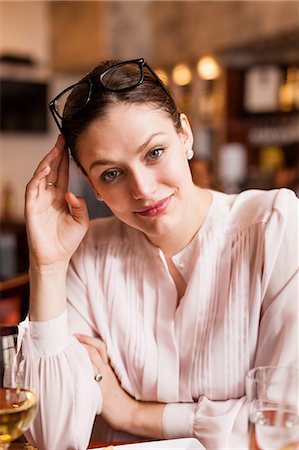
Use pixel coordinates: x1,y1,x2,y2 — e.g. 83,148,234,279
20,58,298,450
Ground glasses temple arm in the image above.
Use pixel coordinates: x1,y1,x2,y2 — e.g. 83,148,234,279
48,103,64,134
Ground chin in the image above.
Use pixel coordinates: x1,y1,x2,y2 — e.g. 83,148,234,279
141,214,181,238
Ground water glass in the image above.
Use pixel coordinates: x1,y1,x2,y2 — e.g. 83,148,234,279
246,366,299,450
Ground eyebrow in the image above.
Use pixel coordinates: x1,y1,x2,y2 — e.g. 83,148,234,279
89,132,166,171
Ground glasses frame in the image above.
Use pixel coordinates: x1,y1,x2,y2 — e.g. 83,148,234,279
48,58,169,133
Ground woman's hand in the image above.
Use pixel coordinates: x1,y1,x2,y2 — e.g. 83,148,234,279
75,334,138,433
75,335,164,439
25,135,89,270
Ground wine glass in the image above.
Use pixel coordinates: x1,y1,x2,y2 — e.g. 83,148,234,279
246,366,299,450
0,325,38,449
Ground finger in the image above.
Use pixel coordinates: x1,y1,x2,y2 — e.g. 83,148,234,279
65,193,90,228
45,134,67,184
76,335,109,364
55,140,69,192
26,135,64,199
81,343,104,376
25,164,51,202
81,343,108,378
33,135,64,179
75,334,108,364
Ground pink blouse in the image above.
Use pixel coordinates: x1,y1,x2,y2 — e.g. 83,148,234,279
18,188,299,450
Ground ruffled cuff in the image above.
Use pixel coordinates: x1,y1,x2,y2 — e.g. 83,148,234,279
162,402,196,439
19,310,68,357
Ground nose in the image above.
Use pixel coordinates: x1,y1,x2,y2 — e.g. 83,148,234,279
129,167,157,200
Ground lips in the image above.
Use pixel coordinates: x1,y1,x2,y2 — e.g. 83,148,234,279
135,196,172,217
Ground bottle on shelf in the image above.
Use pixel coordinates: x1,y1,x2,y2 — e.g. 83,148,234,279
279,66,299,112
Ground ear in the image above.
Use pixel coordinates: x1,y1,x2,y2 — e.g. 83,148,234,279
179,113,194,150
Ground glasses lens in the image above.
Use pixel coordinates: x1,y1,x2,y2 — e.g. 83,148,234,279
55,82,90,119
101,62,143,91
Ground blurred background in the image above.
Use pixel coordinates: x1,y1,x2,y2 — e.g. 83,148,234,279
0,0,298,321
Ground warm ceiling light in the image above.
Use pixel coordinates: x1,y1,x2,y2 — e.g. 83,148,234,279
155,68,169,85
172,64,192,86
197,56,221,80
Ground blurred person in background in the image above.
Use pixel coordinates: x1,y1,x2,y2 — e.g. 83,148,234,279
189,157,221,190
189,157,212,188
19,58,298,450
274,164,299,196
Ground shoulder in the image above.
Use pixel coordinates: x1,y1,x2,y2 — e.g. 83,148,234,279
214,188,298,231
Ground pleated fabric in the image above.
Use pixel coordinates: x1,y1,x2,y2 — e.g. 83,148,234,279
19,188,298,450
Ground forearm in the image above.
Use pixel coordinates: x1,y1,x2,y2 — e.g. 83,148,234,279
19,315,101,450
29,262,69,321
97,366,165,440
126,396,248,447
122,401,165,439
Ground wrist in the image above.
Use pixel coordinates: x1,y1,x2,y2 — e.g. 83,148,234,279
130,400,164,439
29,259,69,276
28,262,69,322
121,397,140,435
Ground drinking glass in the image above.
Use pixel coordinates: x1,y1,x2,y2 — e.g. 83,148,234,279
246,366,299,450
0,326,38,449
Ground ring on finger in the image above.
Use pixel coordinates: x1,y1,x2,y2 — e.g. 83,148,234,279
46,182,57,188
94,373,103,383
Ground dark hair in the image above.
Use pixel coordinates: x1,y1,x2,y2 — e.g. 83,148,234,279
62,59,181,174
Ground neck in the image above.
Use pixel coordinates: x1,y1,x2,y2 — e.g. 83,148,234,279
150,187,212,257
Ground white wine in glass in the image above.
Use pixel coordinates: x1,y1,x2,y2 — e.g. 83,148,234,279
0,326,38,449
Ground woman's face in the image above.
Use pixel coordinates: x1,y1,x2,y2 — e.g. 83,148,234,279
77,102,195,244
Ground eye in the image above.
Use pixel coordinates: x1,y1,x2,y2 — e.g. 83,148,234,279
100,169,122,182
147,147,164,161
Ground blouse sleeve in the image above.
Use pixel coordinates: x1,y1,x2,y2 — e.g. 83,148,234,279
162,189,299,450
254,188,298,369
18,310,102,450
17,230,112,449
163,396,248,449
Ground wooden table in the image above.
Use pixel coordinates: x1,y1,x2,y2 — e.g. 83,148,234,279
89,443,127,448
9,441,130,449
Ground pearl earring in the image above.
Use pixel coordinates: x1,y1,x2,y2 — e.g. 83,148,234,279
186,149,194,160
95,193,103,202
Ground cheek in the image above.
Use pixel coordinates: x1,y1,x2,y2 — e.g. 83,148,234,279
164,156,190,184
100,188,131,214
